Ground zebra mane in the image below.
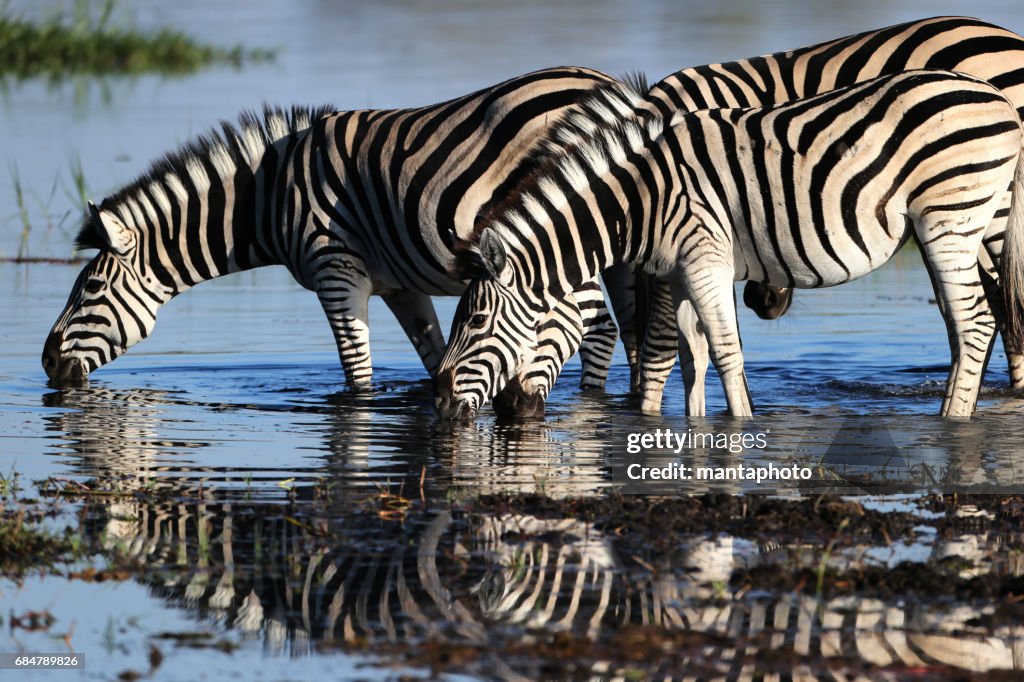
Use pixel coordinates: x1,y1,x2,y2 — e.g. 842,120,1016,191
453,72,662,279
533,71,650,154
74,104,336,251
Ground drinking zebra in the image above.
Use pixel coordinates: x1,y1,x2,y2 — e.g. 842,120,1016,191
40,67,628,416
434,69,1024,420
632,15,1024,413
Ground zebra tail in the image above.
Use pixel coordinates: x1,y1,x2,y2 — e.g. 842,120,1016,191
1001,149,1024,354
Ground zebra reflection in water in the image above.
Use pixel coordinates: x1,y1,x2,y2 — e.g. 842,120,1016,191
75,497,1023,675
41,386,1024,675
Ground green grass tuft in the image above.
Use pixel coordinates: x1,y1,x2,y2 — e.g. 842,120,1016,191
0,0,275,79
11,163,32,260
0,507,79,577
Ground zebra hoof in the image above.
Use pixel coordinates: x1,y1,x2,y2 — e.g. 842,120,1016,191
492,378,546,420
346,378,374,393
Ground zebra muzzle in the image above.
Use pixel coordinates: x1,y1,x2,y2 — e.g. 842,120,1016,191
42,331,89,387
433,369,476,421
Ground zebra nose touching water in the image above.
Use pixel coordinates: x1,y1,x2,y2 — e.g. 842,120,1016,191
43,202,165,387
435,70,1024,420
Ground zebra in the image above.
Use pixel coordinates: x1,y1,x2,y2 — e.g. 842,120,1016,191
40,67,632,417
632,15,1024,414
433,69,1024,420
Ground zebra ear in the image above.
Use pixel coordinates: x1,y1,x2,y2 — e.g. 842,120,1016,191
89,202,135,256
480,230,512,286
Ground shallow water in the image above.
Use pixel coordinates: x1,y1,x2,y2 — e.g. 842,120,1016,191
7,250,1022,492
4,254,1024,679
3,1,1024,679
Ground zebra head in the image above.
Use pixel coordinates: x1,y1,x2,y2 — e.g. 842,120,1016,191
435,231,544,420
43,202,172,386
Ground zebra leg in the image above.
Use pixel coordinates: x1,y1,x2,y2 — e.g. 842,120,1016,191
381,290,446,378
978,193,1024,390
601,263,641,391
492,294,584,420
575,277,618,391
316,269,374,390
977,242,1024,390
935,282,996,418
638,280,677,413
677,259,752,417
639,283,709,416
1005,338,1024,390
918,240,996,418
675,291,709,418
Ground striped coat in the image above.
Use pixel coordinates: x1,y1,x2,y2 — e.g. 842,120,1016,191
435,70,1024,419
41,68,624,416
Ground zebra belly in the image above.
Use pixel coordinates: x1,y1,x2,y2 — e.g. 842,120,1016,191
363,245,468,296
735,214,908,290
310,217,467,297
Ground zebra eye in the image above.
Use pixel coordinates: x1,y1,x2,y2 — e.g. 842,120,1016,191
84,278,105,294
470,313,488,329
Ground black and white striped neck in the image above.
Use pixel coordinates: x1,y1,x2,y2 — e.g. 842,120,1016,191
76,105,335,294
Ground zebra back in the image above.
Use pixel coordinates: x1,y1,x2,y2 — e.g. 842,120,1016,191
649,16,1024,117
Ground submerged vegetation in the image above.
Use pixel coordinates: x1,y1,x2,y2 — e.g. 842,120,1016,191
0,471,82,577
0,0,275,79
6,162,90,263
0,507,80,577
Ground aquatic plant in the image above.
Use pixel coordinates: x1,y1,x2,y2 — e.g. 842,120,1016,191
6,163,90,263
0,507,78,577
0,0,275,79
11,163,31,260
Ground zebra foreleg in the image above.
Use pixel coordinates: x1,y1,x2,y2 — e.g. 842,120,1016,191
638,279,721,416
381,290,446,378
674,291,709,418
677,250,752,417
316,275,374,390
638,280,677,414
575,278,617,391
